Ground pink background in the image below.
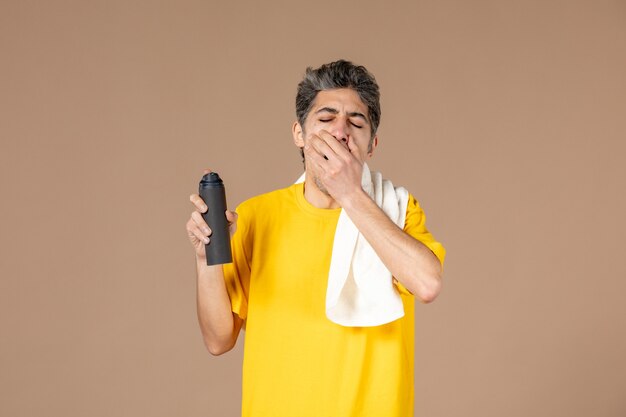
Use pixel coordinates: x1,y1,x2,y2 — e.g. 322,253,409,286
1,1,625,416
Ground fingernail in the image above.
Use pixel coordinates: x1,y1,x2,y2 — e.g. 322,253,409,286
203,227,211,235
203,237,210,244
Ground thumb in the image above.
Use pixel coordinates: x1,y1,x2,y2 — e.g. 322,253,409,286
225,210,238,222
347,139,363,163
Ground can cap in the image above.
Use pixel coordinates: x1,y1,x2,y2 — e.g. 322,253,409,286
200,172,223,188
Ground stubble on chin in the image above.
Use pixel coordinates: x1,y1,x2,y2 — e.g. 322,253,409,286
303,156,329,197
313,175,331,197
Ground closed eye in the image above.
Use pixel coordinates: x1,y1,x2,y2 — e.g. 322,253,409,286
351,122,363,128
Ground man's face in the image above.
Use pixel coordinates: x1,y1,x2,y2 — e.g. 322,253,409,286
293,88,377,165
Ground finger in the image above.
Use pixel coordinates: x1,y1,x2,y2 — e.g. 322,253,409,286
317,130,351,158
307,136,335,162
347,138,363,162
309,135,336,160
187,218,210,244
305,145,330,172
225,210,238,223
191,211,212,236
307,135,346,172
304,139,323,162
189,194,208,213
225,210,238,234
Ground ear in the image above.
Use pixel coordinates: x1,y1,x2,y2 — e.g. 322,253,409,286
367,136,378,158
292,121,304,147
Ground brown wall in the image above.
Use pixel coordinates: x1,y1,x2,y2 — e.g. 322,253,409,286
1,1,625,416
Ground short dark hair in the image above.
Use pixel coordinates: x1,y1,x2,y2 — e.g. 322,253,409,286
295,60,381,155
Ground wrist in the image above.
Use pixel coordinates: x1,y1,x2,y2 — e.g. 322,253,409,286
195,253,207,266
338,187,370,211
195,255,225,278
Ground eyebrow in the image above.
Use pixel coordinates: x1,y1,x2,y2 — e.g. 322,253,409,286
315,107,369,123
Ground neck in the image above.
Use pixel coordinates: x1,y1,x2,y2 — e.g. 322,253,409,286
303,178,341,209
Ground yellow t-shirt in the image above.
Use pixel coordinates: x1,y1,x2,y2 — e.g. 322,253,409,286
223,182,445,417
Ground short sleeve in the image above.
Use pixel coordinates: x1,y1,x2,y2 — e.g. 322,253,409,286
221,204,252,320
394,193,446,295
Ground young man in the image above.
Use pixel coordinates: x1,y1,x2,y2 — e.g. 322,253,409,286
186,60,445,417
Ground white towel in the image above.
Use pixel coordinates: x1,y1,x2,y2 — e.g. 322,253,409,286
295,163,409,327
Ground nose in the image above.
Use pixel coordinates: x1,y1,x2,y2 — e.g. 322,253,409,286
329,119,349,144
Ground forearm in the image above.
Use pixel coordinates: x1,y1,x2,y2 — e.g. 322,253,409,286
340,190,443,303
195,257,242,355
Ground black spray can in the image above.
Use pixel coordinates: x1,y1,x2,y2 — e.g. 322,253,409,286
198,172,232,265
